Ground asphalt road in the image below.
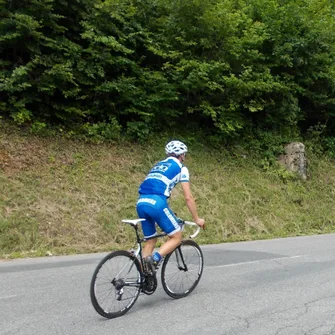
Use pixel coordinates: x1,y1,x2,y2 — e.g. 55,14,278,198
1,234,335,335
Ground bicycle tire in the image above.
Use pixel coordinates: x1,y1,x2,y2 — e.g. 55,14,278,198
161,239,203,299
90,250,142,319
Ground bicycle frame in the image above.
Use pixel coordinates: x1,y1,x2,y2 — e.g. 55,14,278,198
90,218,203,318
119,218,201,293
127,222,167,277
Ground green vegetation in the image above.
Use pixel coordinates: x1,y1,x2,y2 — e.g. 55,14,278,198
1,0,335,258
1,122,334,259
1,0,335,142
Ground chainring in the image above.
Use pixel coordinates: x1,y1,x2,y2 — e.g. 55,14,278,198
142,274,157,295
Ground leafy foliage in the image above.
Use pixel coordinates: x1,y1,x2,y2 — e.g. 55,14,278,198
0,0,334,148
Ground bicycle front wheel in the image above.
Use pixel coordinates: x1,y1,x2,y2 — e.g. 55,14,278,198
90,250,142,319
161,239,203,299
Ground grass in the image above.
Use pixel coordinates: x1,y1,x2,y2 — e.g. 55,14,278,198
0,122,335,258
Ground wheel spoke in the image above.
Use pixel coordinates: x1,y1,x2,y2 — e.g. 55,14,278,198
90,251,141,318
161,240,203,298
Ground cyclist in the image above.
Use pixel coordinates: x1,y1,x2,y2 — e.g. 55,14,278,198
136,140,205,273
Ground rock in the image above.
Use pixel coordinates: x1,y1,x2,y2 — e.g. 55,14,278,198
278,142,307,180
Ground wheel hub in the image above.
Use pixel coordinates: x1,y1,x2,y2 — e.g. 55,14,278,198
113,278,125,290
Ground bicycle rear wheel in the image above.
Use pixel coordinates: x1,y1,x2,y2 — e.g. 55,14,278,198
90,250,142,319
161,239,203,299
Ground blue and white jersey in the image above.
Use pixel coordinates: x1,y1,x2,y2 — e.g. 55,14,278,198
139,157,189,198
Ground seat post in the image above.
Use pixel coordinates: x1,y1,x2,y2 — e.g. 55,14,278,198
133,223,142,244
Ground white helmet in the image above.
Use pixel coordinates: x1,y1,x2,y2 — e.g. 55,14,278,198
165,140,188,156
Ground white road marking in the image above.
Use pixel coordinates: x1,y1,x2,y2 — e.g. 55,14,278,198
0,295,17,300
206,255,304,269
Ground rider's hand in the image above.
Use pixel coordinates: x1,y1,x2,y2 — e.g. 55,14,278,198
195,218,205,229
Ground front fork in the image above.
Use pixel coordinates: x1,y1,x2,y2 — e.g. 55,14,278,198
175,245,188,271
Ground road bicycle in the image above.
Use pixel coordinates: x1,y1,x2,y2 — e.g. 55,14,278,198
90,218,204,319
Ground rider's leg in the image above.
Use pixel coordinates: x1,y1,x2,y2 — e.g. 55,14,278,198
153,204,182,259
142,238,157,258
145,229,182,272
158,231,182,257
136,201,158,259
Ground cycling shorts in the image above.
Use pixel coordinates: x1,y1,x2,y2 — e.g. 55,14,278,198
136,194,181,238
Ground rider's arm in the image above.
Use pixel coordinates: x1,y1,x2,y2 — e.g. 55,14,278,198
181,181,205,228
